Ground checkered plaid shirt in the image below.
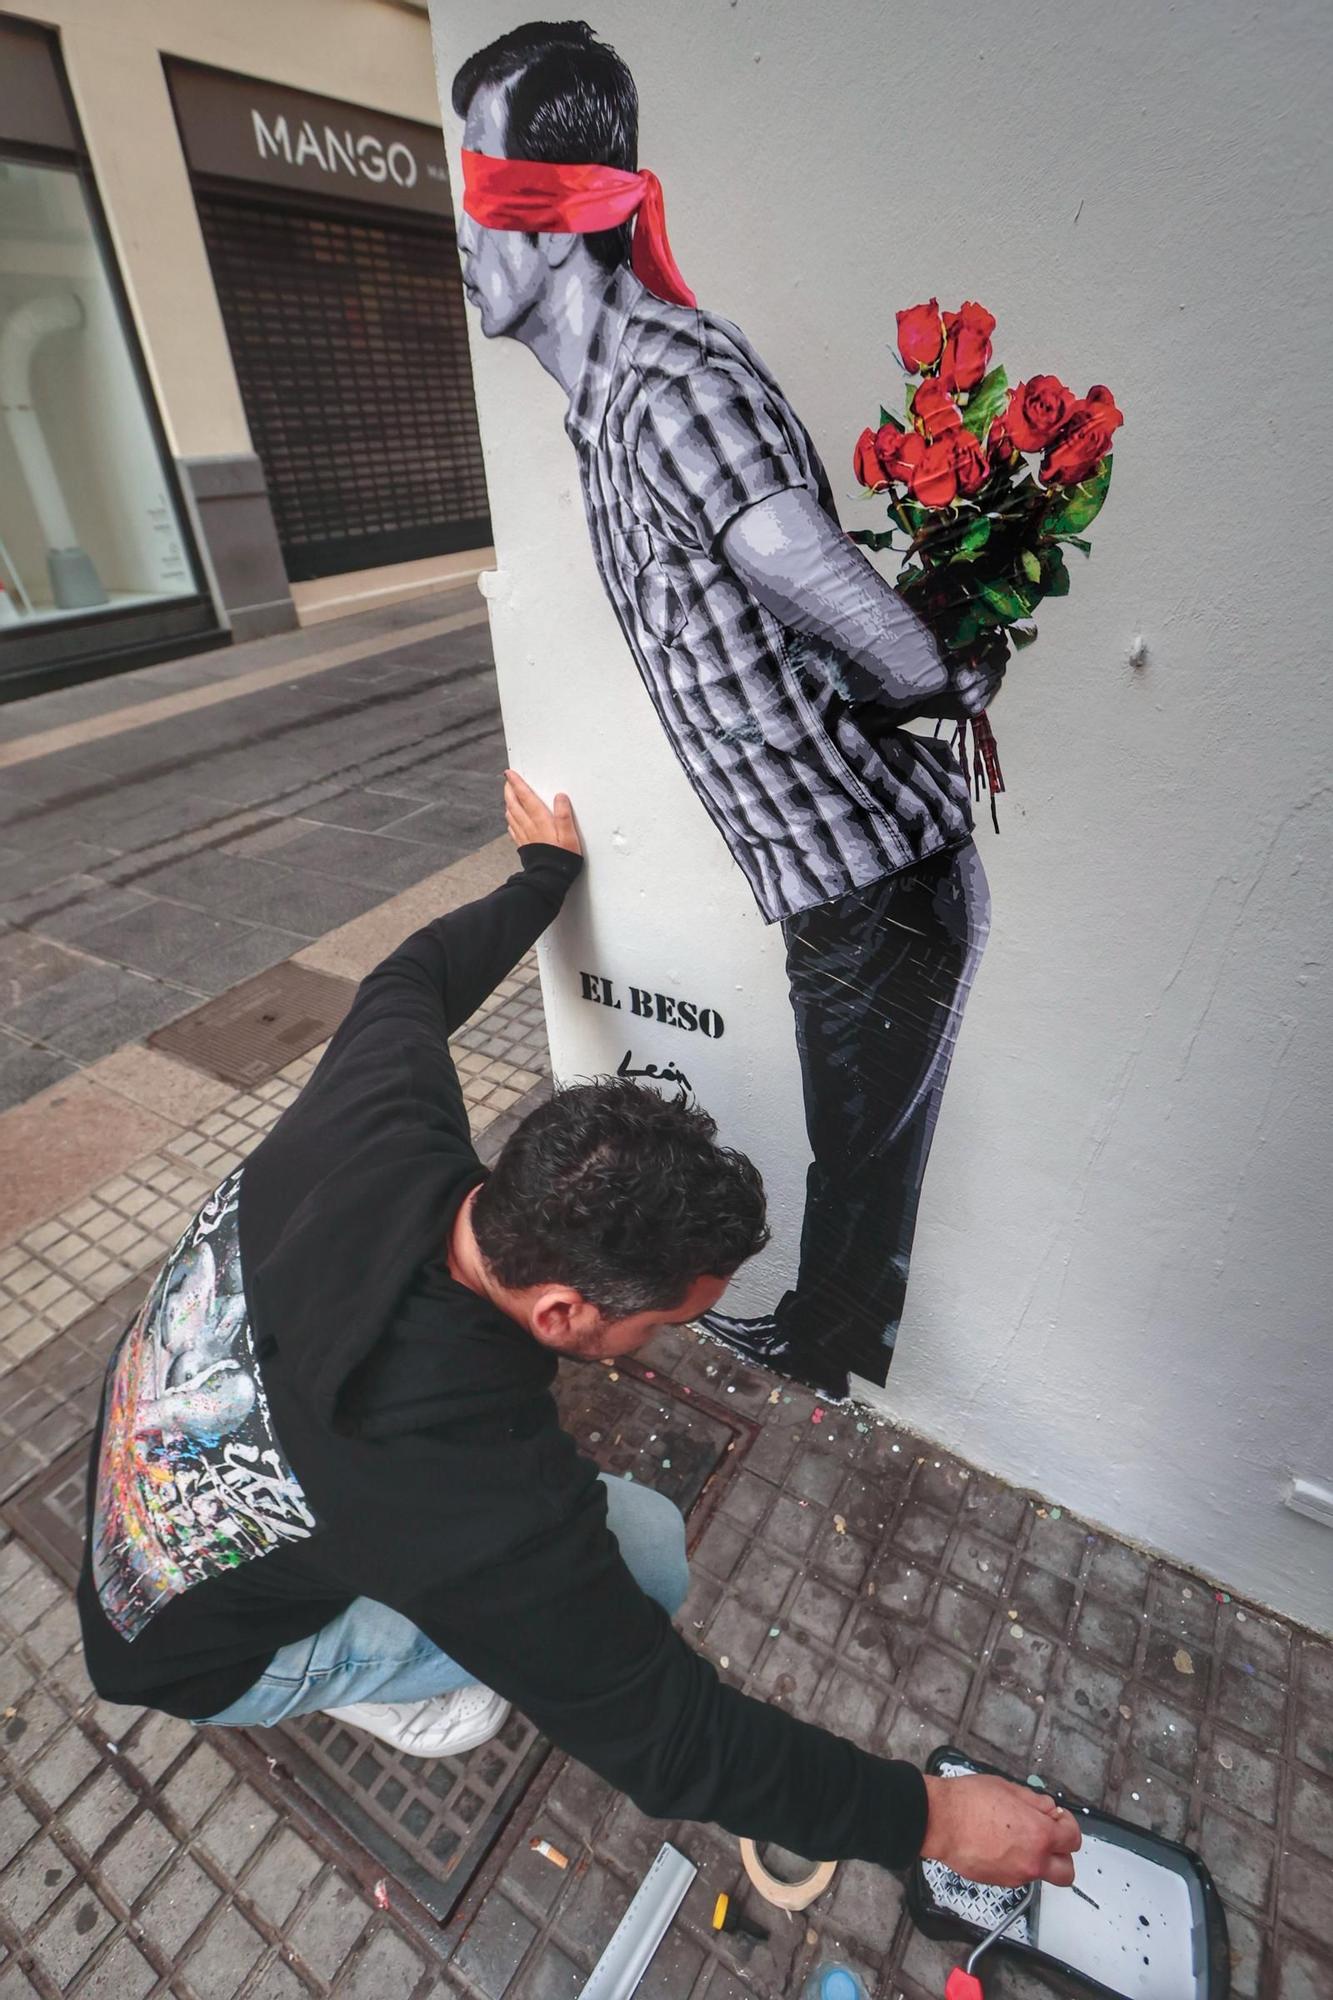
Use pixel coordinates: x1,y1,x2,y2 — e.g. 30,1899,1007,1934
565,266,973,924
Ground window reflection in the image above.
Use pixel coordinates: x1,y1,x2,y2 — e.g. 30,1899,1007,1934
0,158,196,627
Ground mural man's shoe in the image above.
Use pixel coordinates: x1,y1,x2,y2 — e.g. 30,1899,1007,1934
698,1310,851,1402
323,1685,510,1758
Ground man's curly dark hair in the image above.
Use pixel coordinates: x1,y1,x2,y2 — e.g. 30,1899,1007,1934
472,1078,769,1319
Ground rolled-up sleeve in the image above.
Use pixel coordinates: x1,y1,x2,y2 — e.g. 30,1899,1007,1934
632,362,816,555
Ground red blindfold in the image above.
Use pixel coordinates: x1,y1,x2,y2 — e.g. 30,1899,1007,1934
460,150,696,310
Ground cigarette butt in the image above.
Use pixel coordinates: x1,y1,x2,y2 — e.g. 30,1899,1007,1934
530,1837,570,1869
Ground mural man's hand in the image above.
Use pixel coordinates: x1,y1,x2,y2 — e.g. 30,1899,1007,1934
920,1773,1082,1889
504,769,582,857
940,632,1008,719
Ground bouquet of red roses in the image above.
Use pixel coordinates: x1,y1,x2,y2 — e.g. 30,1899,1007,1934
852,299,1122,821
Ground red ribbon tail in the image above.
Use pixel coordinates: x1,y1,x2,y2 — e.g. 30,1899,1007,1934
630,170,697,309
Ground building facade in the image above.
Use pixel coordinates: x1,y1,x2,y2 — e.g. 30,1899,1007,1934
0,0,486,695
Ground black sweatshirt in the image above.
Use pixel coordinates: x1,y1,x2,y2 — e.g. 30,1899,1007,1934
77,846,928,1868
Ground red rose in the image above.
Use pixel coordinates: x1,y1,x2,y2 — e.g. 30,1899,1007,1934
853,426,888,491
1004,376,1077,451
911,378,964,441
882,426,928,486
907,428,989,508
940,300,996,394
988,411,1020,466
897,299,945,373
1040,387,1124,486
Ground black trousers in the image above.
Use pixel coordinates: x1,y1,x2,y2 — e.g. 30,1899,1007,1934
776,840,990,1384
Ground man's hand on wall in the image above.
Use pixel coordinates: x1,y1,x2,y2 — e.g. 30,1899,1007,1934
504,770,582,856
920,1772,1082,1888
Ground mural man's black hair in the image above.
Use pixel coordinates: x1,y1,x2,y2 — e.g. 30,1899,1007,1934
451,20,639,272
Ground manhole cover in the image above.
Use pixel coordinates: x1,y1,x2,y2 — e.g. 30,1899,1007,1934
8,1358,751,1934
3,1436,91,1584
147,961,356,1087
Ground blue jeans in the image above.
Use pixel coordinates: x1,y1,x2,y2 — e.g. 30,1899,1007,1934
198,1474,689,1727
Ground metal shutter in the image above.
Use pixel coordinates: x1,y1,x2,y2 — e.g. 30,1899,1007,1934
195,188,491,581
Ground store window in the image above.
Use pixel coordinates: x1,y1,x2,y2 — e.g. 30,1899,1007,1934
0,157,197,628
0,14,215,690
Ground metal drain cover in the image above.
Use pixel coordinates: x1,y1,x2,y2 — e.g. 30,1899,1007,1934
148,961,356,1087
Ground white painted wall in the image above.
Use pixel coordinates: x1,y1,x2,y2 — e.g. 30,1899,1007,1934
430,0,1333,1633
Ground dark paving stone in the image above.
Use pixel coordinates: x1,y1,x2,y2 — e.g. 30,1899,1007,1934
1010,1560,1076,1639
47,977,200,1064
1274,1933,1333,2000
285,1871,370,1982
1073,1596,1141,1668
454,1894,537,1997
1288,1767,1333,1861
12,882,154,946
0,842,111,898
0,1041,77,1110
1198,1805,1276,1913
71,899,274,983
1024,1510,1089,1580
259,822,455,892
1084,1537,1152,1607
0,931,86,1007
202,863,387,936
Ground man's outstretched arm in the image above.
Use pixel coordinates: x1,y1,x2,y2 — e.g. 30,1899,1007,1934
721,488,1000,718
361,772,582,1035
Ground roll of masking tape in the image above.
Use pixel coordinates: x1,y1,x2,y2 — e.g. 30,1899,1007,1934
738,1838,837,1911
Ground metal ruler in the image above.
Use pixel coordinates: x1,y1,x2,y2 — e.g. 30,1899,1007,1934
576,1842,697,2000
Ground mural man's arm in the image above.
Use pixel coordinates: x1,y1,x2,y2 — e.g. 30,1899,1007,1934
721,489,1001,719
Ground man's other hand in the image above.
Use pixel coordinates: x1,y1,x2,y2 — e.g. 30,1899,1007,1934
920,1773,1082,1888
504,770,581,856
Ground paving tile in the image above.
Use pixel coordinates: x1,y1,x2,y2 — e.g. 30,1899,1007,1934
182,1902,266,1999
160,1742,233,1827
1073,1596,1141,1669
286,1871,371,1982
1024,1510,1088,1580
206,864,386,937
136,1853,221,1956
1274,1932,1333,2000
237,1828,323,1926
1205,1730,1281,1823
1277,1845,1333,1944
1288,1767,1333,1862
1084,1537,1152,1607
100,1810,179,1906
904,1642,972,1726
70,1932,159,1999
59,1765,139,1859
1198,1805,1276,1914
195,1785,278,1879
453,1893,537,1997
30,1889,116,1986
0,1043,78,1113
1,1832,76,1929
333,1926,431,1998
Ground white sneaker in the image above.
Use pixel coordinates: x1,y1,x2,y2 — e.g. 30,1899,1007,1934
323,1684,510,1758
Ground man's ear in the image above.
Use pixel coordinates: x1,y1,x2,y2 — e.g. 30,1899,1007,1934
528,1285,603,1354
539,230,580,270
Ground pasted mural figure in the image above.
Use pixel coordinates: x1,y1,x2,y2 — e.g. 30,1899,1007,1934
454,22,1002,1399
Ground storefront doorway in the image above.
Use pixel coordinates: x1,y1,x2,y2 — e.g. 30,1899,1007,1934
167,63,491,585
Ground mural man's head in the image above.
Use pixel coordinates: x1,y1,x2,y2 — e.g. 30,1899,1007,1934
452,20,638,341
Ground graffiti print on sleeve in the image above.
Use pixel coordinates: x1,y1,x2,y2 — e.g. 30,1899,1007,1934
91,1169,315,1642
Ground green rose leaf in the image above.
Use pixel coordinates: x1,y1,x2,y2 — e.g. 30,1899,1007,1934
879,407,906,432
848,529,901,553
1020,548,1042,584
1010,619,1040,649
1042,546,1071,597
1040,456,1113,535
981,580,1035,624
961,364,1009,439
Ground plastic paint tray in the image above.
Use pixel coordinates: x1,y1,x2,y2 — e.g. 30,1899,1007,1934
906,1747,1230,2000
